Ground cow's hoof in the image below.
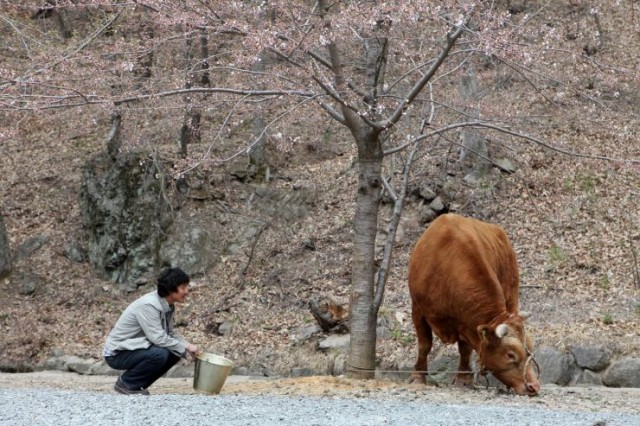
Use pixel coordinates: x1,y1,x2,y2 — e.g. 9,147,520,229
453,373,474,387
408,374,427,385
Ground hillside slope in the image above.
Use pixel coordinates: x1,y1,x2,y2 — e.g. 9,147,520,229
1,1,639,374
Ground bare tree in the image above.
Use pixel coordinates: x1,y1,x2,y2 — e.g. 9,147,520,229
2,0,639,379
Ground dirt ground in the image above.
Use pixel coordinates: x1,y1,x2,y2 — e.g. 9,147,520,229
1,371,639,415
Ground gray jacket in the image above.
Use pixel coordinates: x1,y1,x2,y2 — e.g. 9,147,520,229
103,291,187,357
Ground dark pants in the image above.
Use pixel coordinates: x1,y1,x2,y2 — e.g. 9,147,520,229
105,346,180,390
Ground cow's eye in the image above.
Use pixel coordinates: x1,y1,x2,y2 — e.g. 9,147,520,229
507,351,518,364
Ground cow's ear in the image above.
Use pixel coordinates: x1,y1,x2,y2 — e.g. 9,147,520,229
477,325,491,342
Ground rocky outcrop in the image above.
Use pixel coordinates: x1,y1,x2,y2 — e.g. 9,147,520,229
79,152,174,290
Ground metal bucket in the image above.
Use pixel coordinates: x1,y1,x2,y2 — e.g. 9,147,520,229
193,352,234,394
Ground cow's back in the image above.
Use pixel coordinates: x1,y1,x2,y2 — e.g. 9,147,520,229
408,214,519,343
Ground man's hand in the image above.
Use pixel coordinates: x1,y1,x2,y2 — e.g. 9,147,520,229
185,343,200,359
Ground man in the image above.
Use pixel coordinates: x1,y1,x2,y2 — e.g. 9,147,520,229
103,267,199,395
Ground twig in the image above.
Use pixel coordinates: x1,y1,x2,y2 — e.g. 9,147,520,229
241,222,270,277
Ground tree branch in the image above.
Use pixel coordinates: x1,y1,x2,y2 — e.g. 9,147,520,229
1,8,123,91
383,121,640,165
378,23,466,131
114,87,315,105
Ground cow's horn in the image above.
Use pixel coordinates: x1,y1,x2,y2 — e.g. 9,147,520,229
495,323,509,338
519,311,531,319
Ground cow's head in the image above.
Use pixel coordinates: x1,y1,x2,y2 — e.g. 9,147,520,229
477,313,540,396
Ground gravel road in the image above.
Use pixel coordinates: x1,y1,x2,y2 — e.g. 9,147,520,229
1,372,639,425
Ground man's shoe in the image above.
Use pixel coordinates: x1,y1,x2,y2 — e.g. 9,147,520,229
114,378,150,395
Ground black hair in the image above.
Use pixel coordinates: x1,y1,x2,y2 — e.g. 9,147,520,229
157,267,190,297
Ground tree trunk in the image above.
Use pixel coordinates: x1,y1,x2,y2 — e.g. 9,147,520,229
458,65,489,181
180,26,203,157
347,134,383,379
51,0,72,39
248,50,271,182
0,212,11,280
180,26,200,158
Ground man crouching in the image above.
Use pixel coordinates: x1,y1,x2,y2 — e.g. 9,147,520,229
103,267,199,395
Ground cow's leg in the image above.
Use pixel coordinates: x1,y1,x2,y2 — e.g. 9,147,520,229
453,340,474,387
409,305,432,384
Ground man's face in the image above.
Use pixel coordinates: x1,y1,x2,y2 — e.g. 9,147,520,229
171,283,190,303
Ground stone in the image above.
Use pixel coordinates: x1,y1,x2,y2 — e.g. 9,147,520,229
572,369,603,386
63,242,87,263
89,361,120,376
160,223,221,278
419,206,438,224
318,334,350,351
602,358,640,388
571,346,610,371
13,235,49,263
292,324,321,345
291,367,315,377
15,271,41,296
535,347,575,386
218,321,234,336
428,197,445,213
332,354,347,376
416,187,436,202
494,158,517,174
427,354,459,384
66,359,97,375
166,363,194,378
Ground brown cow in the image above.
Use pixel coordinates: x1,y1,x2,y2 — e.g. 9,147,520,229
408,214,540,396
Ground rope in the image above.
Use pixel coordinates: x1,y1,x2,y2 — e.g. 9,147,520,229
346,363,475,376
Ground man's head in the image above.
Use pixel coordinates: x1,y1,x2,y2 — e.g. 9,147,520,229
157,267,190,301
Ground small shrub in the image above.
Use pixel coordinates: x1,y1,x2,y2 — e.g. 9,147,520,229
548,245,567,264
390,329,415,346
602,313,613,325
599,275,610,290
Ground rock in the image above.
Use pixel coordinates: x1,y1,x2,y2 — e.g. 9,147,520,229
602,358,640,388
331,354,347,376
79,151,174,287
43,356,67,371
415,187,436,202
89,361,120,376
418,206,438,224
572,369,603,386
232,366,253,376
66,359,98,375
291,367,315,377
0,363,35,373
536,347,576,386
292,324,321,345
427,354,459,384
494,158,517,173
14,271,41,295
218,321,234,336
571,346,610,371
166,363,195,378
463,173,479,186
63,242,87,263
13,235,49,263
428,197,445,213
160,223,221,278
318,334,350,351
